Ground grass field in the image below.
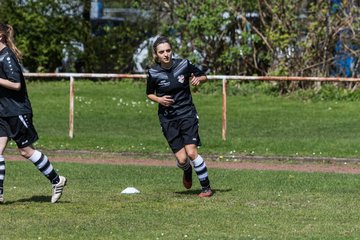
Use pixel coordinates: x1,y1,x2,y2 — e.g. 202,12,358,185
13,79,360,159
1,161,360,239
2,80,360,239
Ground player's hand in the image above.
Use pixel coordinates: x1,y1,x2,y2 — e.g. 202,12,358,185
190,73,200,86
158,95,174,107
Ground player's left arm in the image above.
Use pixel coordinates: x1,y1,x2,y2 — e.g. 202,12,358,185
190,73,207,86
187,60,207,86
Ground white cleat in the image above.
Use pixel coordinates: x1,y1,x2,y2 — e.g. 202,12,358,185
51,176,67,203
0,194,3,204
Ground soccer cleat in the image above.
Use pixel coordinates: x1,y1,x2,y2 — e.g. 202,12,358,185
51,176,67,203
198,187,213,198
183,166,193,189
0,194,3,204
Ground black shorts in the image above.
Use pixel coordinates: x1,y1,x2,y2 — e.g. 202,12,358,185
160,116,201,153
0,114,39,148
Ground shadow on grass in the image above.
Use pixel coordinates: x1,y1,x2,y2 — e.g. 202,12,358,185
3,195,70,204
174,188,232,195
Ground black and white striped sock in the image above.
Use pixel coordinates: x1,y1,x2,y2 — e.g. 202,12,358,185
192,155,210,189
0,155,4,195
28,150,59,184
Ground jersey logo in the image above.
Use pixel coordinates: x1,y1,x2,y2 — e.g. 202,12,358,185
177,74,185,83
159,80,170,87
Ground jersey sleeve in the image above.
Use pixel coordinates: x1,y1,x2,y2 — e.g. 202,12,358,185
2,54,22,83
187,60,205,77
146,70,156,95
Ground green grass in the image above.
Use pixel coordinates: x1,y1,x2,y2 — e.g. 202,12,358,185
18,79,360,159
3,81,360,239
1,161,360,239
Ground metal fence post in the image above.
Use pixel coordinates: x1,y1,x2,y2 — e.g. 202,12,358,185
69,76,74,139
222,77,227,141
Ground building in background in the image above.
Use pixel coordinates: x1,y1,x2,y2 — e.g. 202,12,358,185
330,0,359,77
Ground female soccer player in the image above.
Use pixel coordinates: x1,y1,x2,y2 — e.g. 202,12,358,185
0,23,67,203
146,36,212,197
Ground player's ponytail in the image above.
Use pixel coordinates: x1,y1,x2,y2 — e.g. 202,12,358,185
0,23,23,60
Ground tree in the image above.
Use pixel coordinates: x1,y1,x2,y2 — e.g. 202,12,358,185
131,0,359,79
131,0,264,75
1,0,357,78
256,0,359,79
0,0,85,72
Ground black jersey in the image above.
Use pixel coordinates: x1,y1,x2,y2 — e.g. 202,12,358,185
0,47,32,117
146,58,205,122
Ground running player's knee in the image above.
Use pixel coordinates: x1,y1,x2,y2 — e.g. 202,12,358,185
175,148,188,165
18,148,34,159
187,151,197,161
176,157,188,166
19,149,30,158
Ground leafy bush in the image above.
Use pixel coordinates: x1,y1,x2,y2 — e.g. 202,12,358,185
198,81,360,101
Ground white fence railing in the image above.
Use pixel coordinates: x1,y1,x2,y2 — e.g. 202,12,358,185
24,73,360,140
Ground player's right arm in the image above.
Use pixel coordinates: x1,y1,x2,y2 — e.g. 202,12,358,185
147,94,174,107
146,69,174,107
0,77,21,91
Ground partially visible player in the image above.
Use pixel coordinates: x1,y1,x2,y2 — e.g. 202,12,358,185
146,36,213,197
0,23,67,204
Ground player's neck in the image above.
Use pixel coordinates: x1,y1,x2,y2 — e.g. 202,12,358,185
161,60,173,70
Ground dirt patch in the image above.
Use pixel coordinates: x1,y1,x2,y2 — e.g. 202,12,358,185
5,150,360,174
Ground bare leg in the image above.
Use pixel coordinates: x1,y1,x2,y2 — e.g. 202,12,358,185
175,148,193,189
